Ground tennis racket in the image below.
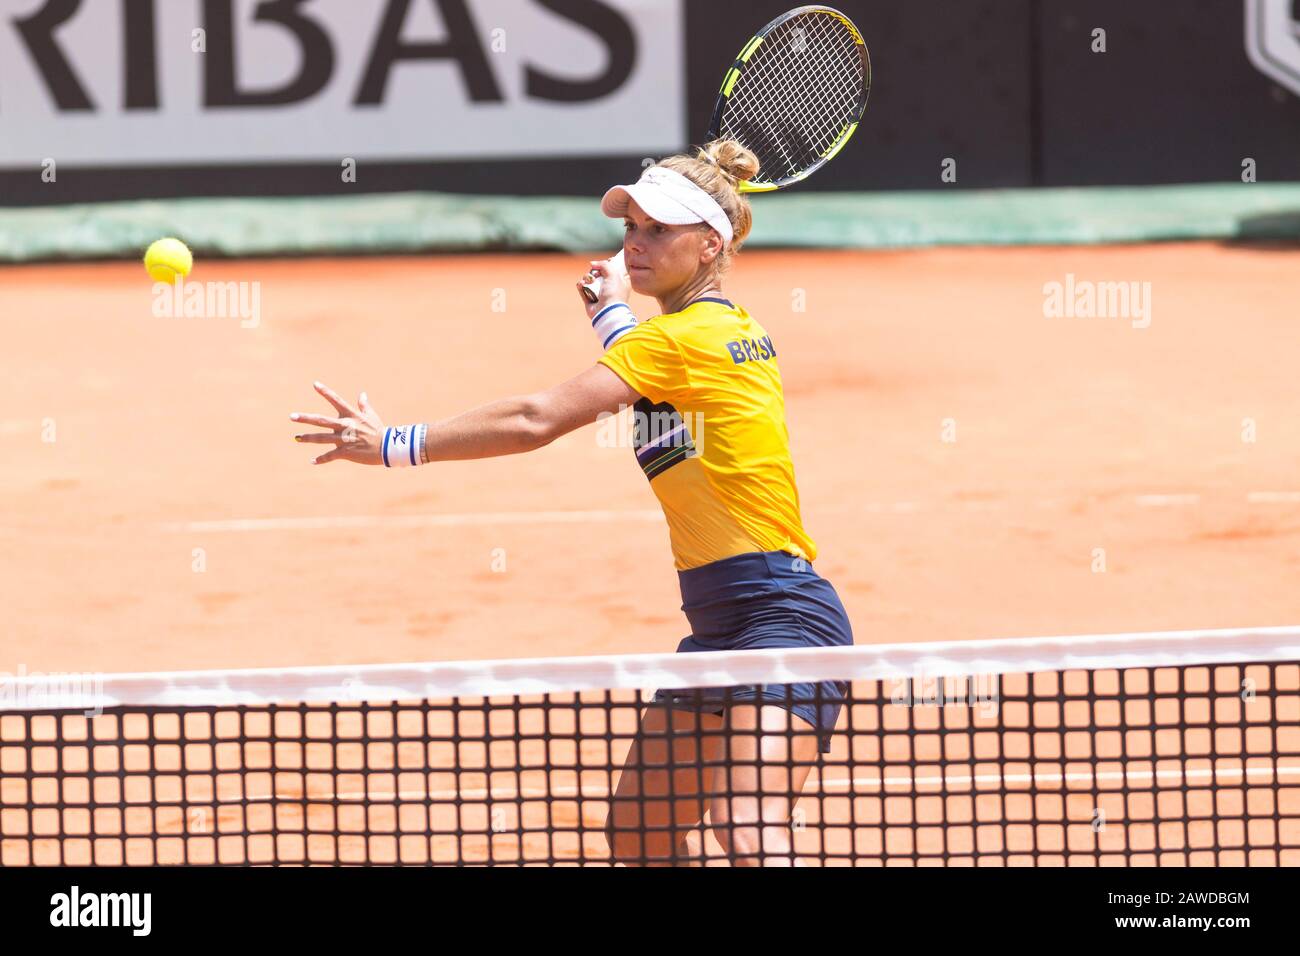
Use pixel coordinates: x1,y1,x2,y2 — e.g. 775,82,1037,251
580,4,871,303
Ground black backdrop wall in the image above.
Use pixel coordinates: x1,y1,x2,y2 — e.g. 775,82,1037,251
1,0,1297,206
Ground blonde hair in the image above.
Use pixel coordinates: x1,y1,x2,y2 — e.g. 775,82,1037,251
654,139,759,275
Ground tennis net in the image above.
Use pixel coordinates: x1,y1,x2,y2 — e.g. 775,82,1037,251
1,626,1297,866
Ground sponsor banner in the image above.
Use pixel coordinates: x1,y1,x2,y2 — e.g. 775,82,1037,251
1245,0,1300,96
0,0,684,168
1036,0,1300,186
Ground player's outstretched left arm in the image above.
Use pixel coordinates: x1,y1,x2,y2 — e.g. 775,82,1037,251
291,369,637,467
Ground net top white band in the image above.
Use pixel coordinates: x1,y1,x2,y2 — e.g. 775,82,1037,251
1,626,1297,713
601,166,734,244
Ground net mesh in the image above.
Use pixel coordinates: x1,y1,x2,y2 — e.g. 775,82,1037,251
718,11,868,187
1,628,1298,866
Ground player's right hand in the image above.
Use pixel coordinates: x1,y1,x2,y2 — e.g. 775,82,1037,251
578,258,631,319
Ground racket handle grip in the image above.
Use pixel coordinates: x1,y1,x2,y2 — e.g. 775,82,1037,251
580,250,627,303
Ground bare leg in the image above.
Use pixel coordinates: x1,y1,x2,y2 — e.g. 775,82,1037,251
605,704,725,866
705,704,820,866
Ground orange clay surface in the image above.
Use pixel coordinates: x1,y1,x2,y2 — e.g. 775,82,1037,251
2,244,1298,673
1,244,1298,866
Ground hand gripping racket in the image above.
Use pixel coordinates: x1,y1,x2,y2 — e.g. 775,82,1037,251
580,4,871,303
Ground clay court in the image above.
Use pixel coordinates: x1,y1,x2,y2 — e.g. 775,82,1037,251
3,243,1299,866
3,243,1298,673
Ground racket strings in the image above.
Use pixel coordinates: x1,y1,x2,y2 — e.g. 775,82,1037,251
744,17,861,170
719,14,865,186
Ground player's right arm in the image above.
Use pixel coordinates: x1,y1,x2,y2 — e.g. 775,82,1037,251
578,257,638,350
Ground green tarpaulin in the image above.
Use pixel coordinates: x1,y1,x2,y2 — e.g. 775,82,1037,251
1,184,1297,263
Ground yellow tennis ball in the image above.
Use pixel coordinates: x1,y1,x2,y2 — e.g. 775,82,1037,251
144,237,193,284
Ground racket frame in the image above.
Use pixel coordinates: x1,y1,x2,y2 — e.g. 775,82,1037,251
707,4,871,194
581,5,870,303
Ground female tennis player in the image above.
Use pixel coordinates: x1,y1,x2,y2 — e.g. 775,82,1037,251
291,140,854,866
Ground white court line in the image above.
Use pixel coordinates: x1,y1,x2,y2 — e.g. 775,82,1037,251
1247,491,1300,504
835,763,1300,791
1135,494,1201,507
163,510,664,534
161,491,1300,534
860,502,923,514
209,763,1300,806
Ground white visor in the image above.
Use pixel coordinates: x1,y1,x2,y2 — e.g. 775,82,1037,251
600,166,734,245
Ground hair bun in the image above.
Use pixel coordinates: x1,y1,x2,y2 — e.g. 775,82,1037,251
652,140,757,270
699,139,761,185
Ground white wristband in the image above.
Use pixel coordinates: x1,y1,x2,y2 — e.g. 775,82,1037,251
382,424,427,467
591,302,638,351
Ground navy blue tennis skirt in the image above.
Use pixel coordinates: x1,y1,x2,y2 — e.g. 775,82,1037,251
652,550,855,753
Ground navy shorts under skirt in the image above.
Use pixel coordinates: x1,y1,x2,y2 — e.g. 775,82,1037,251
651,551,855,753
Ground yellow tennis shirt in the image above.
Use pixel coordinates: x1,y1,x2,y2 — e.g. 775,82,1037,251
597,297,816,571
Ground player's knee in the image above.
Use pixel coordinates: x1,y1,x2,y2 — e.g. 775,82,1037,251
710,810,794,865
678,827,705,862
603,808,634,862
604,809,671,865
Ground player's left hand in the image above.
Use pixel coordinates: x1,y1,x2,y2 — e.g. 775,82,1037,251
291,381,386,465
